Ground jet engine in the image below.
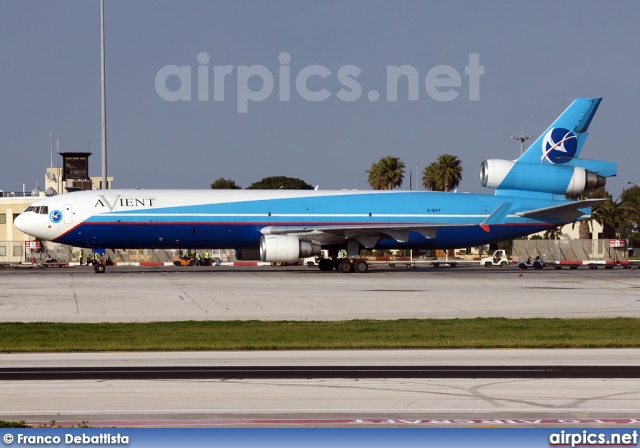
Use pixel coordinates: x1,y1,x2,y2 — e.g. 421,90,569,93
260,235,321,262
480,159,606,195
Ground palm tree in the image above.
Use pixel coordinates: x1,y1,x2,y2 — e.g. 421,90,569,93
543,226,564,240
366,156,405,190
422,164,442,191
422,154,463,192
437,154,463,192
592,200,627,239
619,184,640,246
568,187,610,240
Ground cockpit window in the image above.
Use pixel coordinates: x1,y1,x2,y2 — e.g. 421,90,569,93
25,206,34,212
39,206,48,214
33,207,41,214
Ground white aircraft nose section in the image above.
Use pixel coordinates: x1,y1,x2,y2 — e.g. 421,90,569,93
14,213,28,233
14,211,46,239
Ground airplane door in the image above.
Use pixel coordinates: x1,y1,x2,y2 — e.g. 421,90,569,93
64,204,73,224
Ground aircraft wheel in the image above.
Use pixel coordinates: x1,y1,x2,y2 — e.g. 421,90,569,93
318,259,333,272
94,263,106,274
337,259,354,273
353,259,368,273
500,261,507,267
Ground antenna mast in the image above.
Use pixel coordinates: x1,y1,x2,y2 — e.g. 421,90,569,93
511,128,533,155
101,0,108,189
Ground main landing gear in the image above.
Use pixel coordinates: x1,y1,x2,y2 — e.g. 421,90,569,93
318,257,369,273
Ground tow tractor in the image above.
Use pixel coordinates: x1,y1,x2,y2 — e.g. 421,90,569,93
517,256,545,270
480,250,510,268
173,251,196,266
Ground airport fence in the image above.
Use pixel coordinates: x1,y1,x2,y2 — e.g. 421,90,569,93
0,241,236,265
0,240,27,264
512,239,628,262
3,239,629,266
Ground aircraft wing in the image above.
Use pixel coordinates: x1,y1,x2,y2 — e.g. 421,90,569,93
260,202,515,247
261,223,477,248
515,198,607,221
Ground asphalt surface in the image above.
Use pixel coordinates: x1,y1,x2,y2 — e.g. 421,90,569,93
2,265,640,427
2,365,640,380
1,263,640,321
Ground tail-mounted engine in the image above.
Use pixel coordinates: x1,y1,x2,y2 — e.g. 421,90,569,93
480,159,606,195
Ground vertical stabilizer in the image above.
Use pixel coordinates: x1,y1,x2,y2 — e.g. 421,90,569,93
517,98,601,165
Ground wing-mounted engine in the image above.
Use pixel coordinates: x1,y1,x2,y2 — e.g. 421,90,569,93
260,235,321,262
480,159,606,195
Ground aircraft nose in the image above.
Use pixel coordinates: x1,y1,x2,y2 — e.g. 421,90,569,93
14,213,28,233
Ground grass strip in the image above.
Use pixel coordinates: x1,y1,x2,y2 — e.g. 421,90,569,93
1,318,639,352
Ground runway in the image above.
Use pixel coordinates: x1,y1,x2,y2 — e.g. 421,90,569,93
1,264,640,322
3,365,639,380
2,266,640,427
1,350,640,427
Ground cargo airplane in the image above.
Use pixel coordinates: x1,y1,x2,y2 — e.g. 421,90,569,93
15,98,616,273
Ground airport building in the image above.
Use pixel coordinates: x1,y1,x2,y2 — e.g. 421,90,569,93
0,152,113,264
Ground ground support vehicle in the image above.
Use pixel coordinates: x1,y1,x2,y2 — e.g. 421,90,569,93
480,250,510,268
517,257,545,270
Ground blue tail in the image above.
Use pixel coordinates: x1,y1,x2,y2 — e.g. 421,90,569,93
518,98,602,165
481,98,617,198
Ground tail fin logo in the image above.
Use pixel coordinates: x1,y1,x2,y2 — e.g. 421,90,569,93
541,128,577,164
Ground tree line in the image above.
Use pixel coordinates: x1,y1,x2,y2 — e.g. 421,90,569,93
365,154,462,191
210,176,314,190
211,154,462,193
567,185,640,245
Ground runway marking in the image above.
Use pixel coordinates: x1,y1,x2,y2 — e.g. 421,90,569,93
8,409,640,414
20,417,640,427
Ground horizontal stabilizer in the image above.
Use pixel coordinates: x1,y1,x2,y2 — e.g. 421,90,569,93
566,158,617,177
515,199,606,221
482,203,511,225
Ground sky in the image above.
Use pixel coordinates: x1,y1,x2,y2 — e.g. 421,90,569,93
1,0,639,196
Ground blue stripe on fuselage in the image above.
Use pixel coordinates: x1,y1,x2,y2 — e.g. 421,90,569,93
53,191,573,248
86,192,562,226
55,221,554,250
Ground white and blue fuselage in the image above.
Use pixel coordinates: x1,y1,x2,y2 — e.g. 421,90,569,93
14,98,616,271
16,188,584,250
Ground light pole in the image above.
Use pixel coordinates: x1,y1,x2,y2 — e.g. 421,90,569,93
101,0,108,190
511,132,533,155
